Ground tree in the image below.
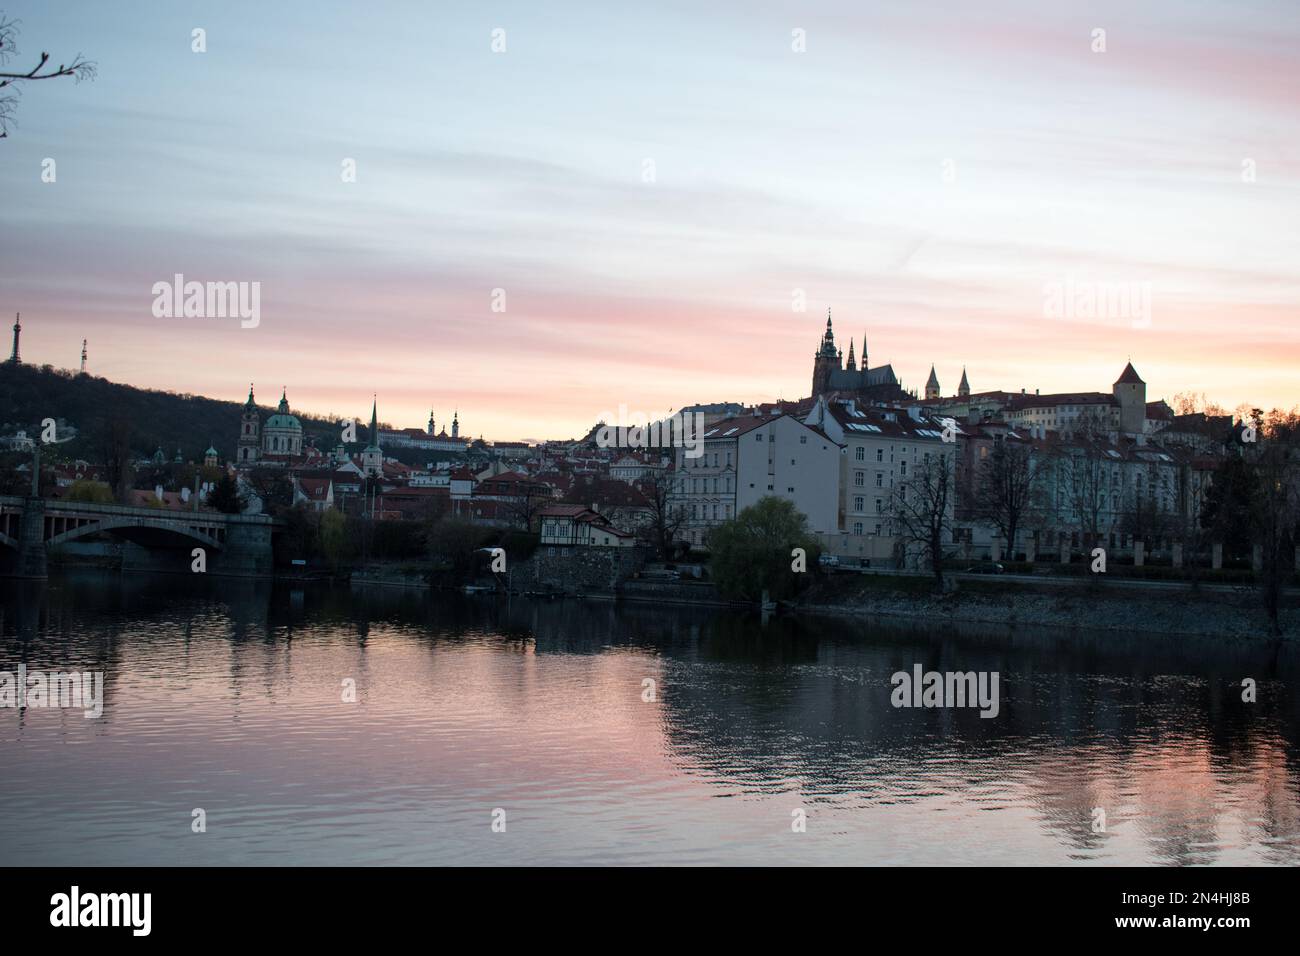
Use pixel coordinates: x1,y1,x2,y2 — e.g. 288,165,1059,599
427,516,492,581
708,496,818,602
94,415,134,502
890,452,954,588
1200,455,1257,563
0,14,97,137
319,508,350,572
65,478,114,503
1247,409,1300,634
638,468,685,559
1057,415,1112,551
971,438,1044,558
206,472,244,514
243,467,295,514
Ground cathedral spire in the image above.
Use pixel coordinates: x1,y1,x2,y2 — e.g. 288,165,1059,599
846,338,856,371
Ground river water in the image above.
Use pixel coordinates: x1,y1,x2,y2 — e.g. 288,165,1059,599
2,571,1297,866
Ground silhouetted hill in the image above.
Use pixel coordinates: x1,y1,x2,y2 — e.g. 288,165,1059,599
0,363,344,463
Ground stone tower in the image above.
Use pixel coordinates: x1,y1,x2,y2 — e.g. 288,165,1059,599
237,384,261,464
924,365,940,400
958,367,970,398
1113,362,1146,436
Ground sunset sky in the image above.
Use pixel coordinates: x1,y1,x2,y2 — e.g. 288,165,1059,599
2,0,1297,441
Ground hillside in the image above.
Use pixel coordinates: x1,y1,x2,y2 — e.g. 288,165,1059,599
0,363,353,464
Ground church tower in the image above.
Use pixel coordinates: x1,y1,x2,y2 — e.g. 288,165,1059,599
451,410,460,440
237,384,261,464
845,338,857,371
427,409,436,436
362,397,383,477
811,309,842,396
958,367,970,398
924,365,940,401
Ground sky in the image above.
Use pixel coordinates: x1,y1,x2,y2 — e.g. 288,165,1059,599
1,0,1298,442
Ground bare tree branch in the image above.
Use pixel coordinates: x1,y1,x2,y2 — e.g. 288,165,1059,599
0,15,97,137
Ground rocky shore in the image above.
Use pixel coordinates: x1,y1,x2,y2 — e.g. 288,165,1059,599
799,578,1297,640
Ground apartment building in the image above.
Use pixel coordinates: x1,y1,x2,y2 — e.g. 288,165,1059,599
671,409,841,547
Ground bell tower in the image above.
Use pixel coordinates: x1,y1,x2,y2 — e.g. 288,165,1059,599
811,309,842,396
237,384,260,464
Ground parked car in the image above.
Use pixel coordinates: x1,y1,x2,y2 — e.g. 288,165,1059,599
818,553,840,567
964,561,1005,574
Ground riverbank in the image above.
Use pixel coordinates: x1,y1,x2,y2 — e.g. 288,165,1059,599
797,574,1298,639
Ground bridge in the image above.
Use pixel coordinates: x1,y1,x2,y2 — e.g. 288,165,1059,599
0,495,280,578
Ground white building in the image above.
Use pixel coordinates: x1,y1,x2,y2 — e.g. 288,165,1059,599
671,408,842,548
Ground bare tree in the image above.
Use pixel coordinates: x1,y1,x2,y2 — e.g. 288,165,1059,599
890,452,954,588
971,439,1045,558
637,467,685,559
0,15,97,137
1056,413,1111,551
95,415,134,502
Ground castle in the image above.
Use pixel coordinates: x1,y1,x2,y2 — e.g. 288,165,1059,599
809,310,913,403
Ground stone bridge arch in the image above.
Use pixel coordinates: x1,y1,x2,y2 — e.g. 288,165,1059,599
45,517,225,552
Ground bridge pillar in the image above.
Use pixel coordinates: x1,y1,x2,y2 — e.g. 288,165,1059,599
16,496,48,579
217,519,275,576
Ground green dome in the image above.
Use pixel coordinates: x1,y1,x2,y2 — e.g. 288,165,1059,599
265,413,301,429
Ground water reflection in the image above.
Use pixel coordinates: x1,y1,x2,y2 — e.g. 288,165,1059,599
1,572,1297,865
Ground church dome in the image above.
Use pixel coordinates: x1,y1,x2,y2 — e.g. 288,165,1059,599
265,388,302,430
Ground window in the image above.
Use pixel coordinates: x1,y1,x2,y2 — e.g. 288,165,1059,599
900,461,907,476
875,473,883,488
876,448,883,462
875,499,883,514
800,435,807,444
787,486,795,493
854,472,865,486
756,434,764,441
854,496,864,511
855,447,865,461
853,522,863,535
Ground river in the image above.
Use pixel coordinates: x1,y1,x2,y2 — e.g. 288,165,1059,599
2,571,1297,865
